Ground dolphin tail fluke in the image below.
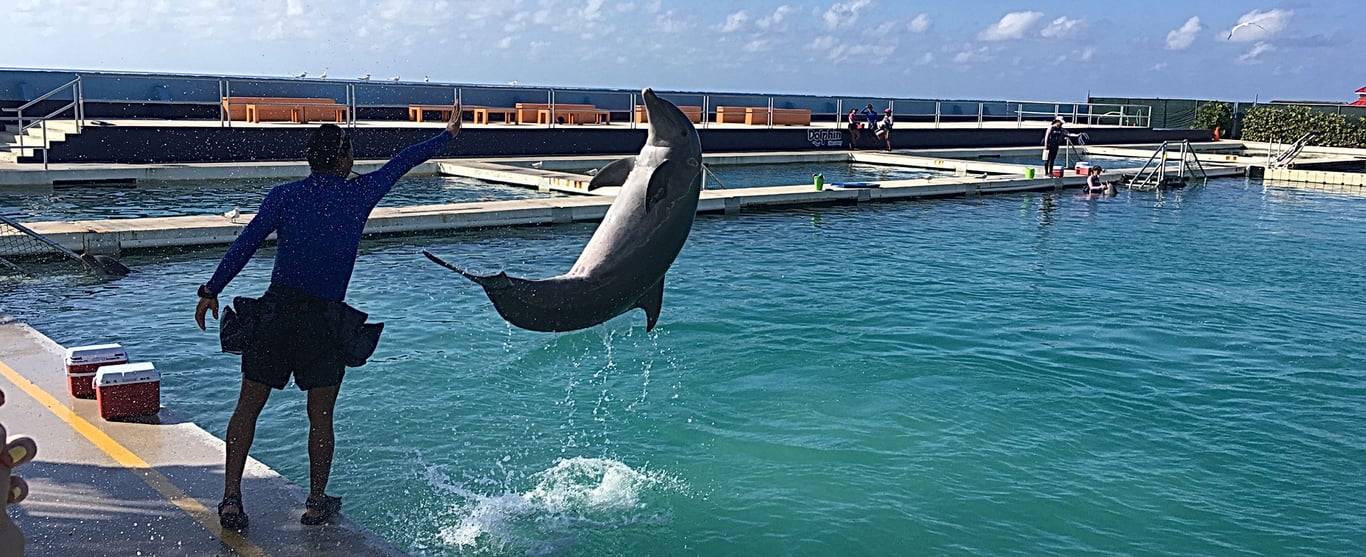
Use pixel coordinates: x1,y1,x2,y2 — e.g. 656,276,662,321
422,250,513,290
636,277,665,332
587,156,635,191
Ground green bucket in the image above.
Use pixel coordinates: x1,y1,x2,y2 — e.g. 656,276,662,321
1025,168,1036,179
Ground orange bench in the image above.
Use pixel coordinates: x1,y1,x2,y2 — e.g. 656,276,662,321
634,105,703,124
408,104,496,123
471,106,518,124
514,103,611,125
714,106,752,124
743,107,811,126
222,97,342,122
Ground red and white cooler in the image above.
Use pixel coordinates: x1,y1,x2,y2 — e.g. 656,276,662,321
64,343,128,399
94,362,161,420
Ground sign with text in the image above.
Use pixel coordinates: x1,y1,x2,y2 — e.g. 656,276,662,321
808,129,844,148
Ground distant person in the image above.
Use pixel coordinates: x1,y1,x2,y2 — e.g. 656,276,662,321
875,107,894,151
861,104,879,131
194,110,462,529
1042,118,1081,177
847,109,862,149
1,387,37,556
1085,165,1115,196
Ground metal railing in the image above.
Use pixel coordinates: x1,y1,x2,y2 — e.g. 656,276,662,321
1,71,1156,165
1,76,83,168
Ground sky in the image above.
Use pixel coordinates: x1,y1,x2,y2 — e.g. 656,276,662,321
3,0,1363,103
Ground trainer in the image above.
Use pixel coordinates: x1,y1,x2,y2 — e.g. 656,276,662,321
194,111,461,528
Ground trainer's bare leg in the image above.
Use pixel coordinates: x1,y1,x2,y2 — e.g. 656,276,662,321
304,383,341,509
223,379,272,512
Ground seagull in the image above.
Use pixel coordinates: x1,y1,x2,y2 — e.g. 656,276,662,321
1227,21,1267,40
294,71,307,78
507,80,519,86
358,73,371,81
222,208,241,223
530,161,543,169
423,75,429,83
391,76,401,82
586,168,599,176
318,68,328,79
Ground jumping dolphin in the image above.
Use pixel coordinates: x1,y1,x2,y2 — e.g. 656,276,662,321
424,88,702,332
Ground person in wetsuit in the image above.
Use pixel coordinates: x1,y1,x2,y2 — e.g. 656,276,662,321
194,111,461,528
1042,118,1081,178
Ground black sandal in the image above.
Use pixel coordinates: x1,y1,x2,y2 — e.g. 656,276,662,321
300,494,342,525
217,494,249,530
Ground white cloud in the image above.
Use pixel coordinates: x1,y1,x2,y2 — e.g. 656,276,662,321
719,10,748,32
1040,16,1083,39
909,13,931,33
807,33,895,64
286,0,303,17
1149,62,1169,72
979,11,1043,41
743,39,772,52
498,35,515,49
1165,16,1201,50
822,0,873,31
1224,9,1292,42
756,5,792,30
954,46,992,64
1079,46,1095,61
582,0,605,21
917,52,933,65
1237,41,1274,64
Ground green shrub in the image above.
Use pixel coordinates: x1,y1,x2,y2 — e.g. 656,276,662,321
1194,101,1233,134
1240,105,1366,148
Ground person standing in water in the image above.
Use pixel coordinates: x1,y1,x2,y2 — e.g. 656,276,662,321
194,111,461,529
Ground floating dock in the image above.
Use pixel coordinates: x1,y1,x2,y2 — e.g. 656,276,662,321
3,150,1250,257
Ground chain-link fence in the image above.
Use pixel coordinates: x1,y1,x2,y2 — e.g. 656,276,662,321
0,214,89,276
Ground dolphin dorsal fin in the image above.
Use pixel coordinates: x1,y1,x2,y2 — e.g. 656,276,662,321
636,277,665,331
586,157,636,191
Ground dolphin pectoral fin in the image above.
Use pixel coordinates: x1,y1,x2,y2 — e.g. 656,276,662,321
636,277,665,332
422,250,513,289
587,157,636,191
645,159,682,212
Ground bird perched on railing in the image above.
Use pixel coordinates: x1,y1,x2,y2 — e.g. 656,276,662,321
318,68,328,79
358,74,371,81
423,76,429,83
391,76,401,82
294,72,307,78
222,208,241,223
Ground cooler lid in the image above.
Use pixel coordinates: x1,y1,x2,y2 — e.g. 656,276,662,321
65,343,128,364
95,362,159,386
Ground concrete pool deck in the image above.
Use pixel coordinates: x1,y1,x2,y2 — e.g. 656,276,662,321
0,317,409,557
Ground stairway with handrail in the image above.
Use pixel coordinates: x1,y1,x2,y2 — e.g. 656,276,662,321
0,76,85,166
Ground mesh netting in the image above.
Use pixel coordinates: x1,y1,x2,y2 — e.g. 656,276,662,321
0,214,87,276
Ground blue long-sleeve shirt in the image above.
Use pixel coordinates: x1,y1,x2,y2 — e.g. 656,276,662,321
205,130,451,302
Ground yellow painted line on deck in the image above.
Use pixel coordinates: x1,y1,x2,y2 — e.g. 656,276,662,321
0,360,271,557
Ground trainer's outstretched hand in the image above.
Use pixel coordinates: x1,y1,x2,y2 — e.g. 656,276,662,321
0,388,38,556
447,103,462,137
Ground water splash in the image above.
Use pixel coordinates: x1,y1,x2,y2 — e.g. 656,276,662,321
429,457,683,555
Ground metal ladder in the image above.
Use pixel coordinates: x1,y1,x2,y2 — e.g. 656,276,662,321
1125,140,1208,190
700,164,729,190
1268,132,1315,169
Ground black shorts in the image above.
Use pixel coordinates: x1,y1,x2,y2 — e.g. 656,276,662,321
241,286,346,390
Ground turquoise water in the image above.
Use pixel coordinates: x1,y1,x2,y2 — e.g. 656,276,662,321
702,162,943,188
537,162,945,189
4,177,1365,556
0,175,545,222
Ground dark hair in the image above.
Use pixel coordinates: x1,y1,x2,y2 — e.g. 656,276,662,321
306,124,351,172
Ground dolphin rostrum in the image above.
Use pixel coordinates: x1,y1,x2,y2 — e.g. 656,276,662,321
424,88,703,332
